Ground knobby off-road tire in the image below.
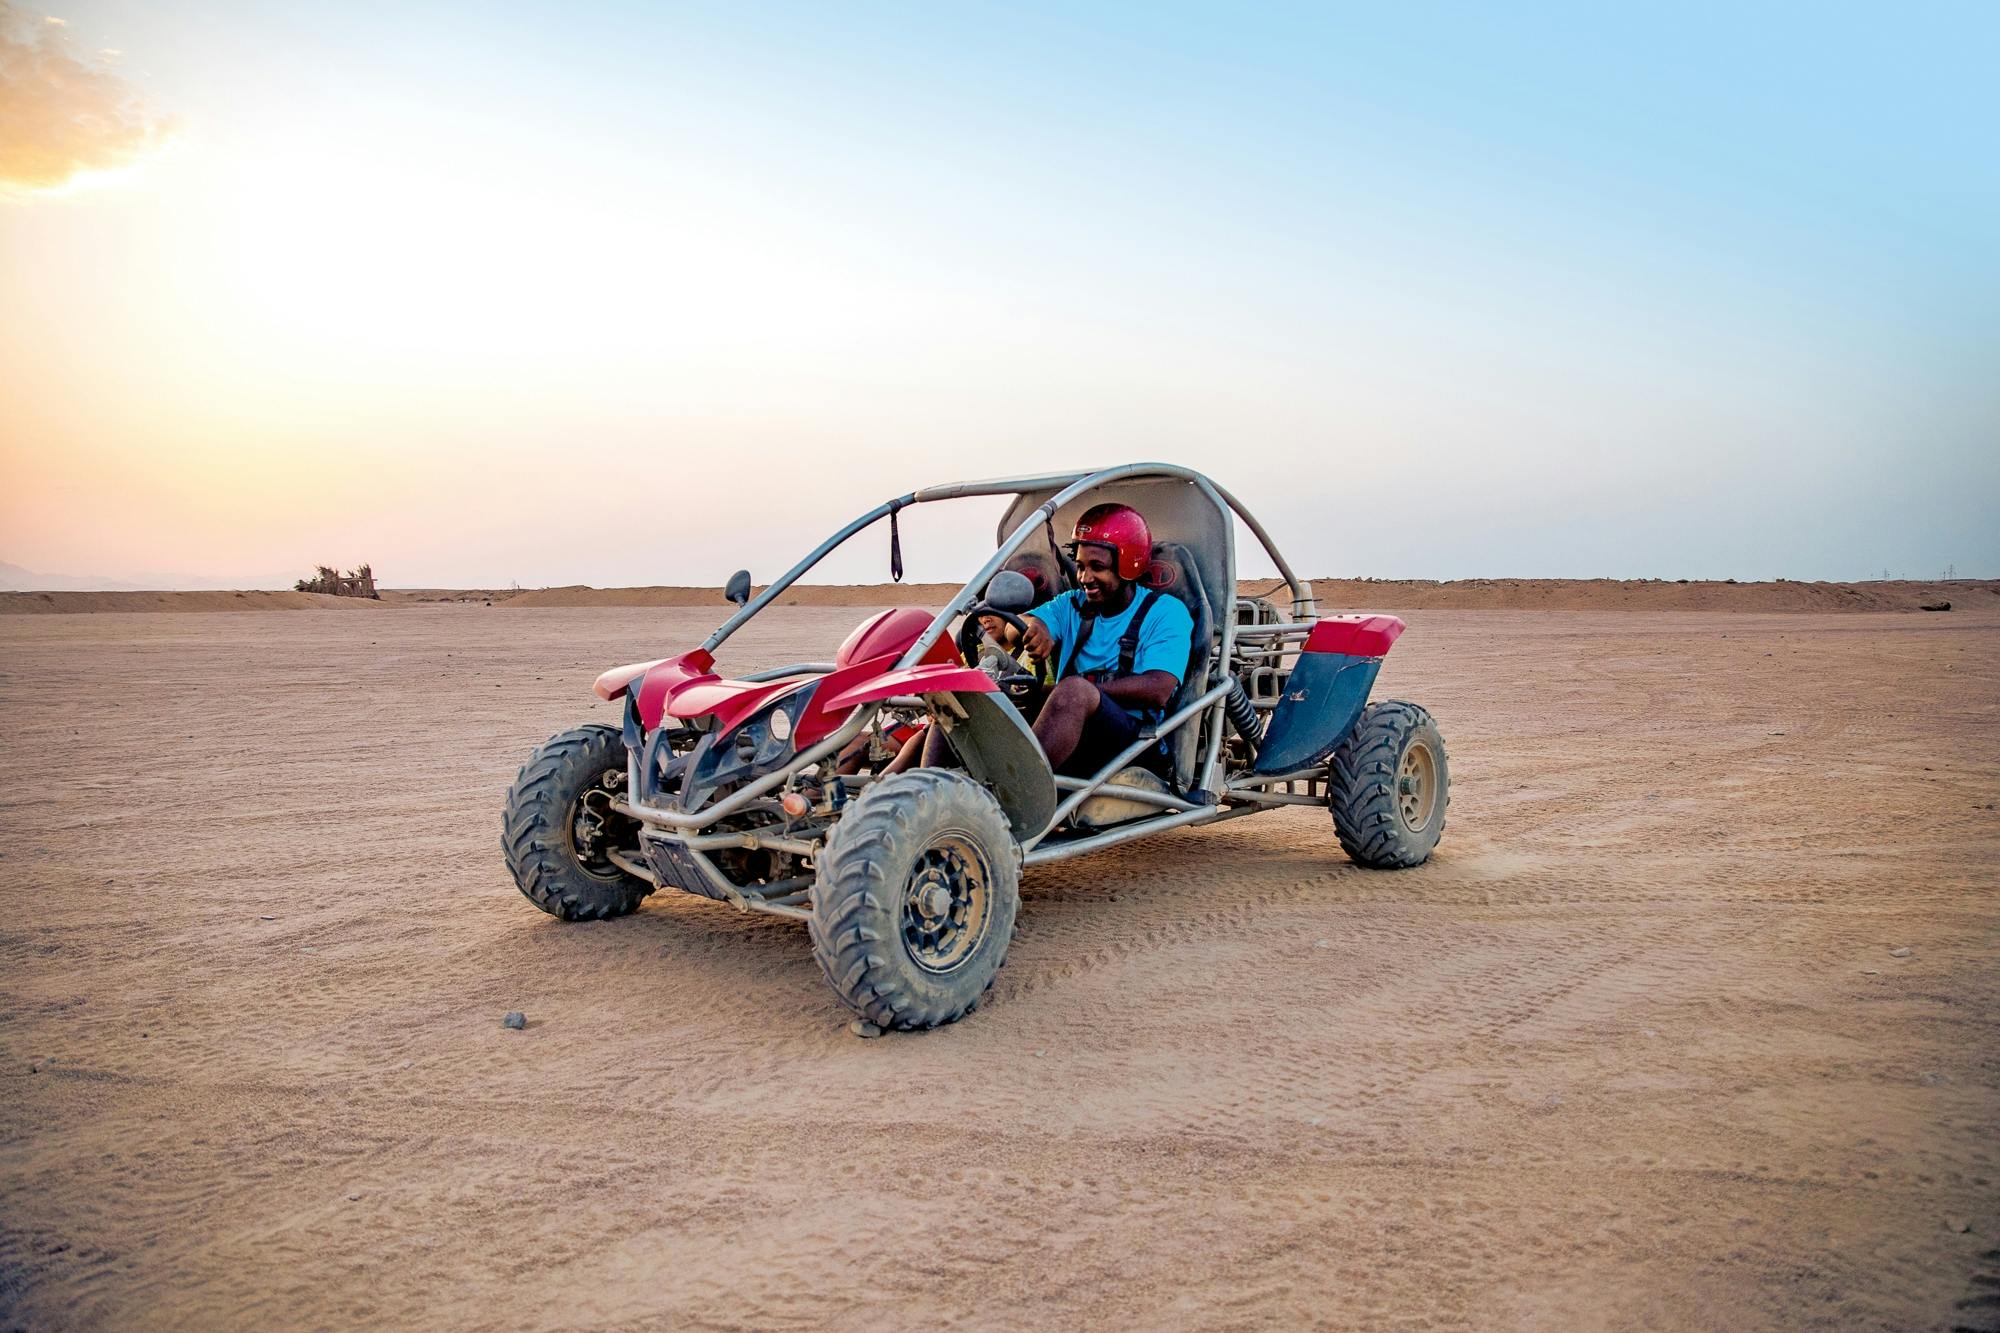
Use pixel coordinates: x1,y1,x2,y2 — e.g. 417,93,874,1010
1329,700,1449,869
502,723,652,920
809,770,1020,1030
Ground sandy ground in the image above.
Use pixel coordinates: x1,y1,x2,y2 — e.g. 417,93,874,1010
2,604,1996,1330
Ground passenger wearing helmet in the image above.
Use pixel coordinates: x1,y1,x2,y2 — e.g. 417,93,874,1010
1019,503,1194,777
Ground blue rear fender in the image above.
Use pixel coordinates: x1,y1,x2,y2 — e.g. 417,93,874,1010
1251,615,1406,775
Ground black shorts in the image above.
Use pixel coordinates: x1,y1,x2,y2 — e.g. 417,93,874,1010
1061,691,1152,778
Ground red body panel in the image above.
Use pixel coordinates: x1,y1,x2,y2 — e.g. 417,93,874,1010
835,607,957,669
820,663,997,713
596,652,707,702
665,677,809,734
614,609,971,741
789,655,996,749
1303,614,1406,658
624,651,720,728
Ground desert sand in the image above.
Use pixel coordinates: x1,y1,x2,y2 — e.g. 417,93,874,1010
2,602,1996,1329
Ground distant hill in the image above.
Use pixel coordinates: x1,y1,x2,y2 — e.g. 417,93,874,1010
7,577,1992,615
0,589,387,614
496,577,1998,615
0,560,305,593
0,560,145,592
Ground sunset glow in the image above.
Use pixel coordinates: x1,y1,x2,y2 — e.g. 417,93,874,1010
2,2,1995,589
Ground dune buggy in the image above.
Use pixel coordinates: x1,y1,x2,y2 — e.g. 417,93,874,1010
503,464,1448,1029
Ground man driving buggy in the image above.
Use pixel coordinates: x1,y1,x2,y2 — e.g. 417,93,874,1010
1019,503,1194,777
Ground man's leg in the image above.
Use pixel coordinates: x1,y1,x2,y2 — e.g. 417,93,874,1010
911,720,962,769
882,725,928,774
1033,675,1101,770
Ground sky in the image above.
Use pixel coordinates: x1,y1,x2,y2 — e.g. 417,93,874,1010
1,0,1995,589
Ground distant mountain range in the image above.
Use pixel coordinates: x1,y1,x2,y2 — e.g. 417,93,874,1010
0,561,144,592
0,560,292,592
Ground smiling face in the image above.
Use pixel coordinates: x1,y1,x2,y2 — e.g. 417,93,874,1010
1074,543,1125,606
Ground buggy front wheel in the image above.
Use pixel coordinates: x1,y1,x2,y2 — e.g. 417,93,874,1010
808,770,1020,1029
501,724,651,920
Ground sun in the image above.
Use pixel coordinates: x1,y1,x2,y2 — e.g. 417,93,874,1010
29,161,149,196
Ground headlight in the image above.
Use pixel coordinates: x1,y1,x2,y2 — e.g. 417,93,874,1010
679,685,817,810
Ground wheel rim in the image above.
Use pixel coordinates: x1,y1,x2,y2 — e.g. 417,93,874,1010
900,832,993,973
1396,740,1439,833
570,767,638,881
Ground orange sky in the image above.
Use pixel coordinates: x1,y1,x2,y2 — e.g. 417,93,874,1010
3,2,1994,588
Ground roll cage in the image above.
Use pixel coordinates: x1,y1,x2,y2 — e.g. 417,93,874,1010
608,464,1338,918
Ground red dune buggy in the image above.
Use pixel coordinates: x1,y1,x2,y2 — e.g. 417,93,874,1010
503,465,1448,1029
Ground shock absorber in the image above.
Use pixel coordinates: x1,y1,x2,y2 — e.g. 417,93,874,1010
1223,676,1264,758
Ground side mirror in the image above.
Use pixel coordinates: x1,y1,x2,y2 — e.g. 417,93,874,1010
984,569,1036,613
725,569,753,606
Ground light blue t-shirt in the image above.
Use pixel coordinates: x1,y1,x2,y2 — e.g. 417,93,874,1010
1029,588,1194,693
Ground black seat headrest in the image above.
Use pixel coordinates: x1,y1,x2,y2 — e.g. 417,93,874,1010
1001,550,1066,603
1141,541,1216,791
1144,542,1215,637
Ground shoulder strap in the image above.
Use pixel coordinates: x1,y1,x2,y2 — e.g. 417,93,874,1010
1116,587,1158,678
1058,590,1092,681
1059,587,1162,681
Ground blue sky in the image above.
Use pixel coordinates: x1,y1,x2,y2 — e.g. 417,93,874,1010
2,0,1994,585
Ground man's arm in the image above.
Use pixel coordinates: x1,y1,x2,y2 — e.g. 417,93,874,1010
1102,594,1194,712
1020,593,1076,664
1021,614,1057,661
1097,669,1178,712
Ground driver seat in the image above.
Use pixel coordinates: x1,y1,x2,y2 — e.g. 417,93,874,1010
1140,540,1216,791
1074,541,1214,826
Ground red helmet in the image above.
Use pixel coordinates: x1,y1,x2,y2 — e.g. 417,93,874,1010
1071,503,1152,581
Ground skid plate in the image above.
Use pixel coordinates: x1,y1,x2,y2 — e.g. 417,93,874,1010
642,834,727,900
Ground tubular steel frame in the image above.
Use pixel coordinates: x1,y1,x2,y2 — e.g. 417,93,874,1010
627,464,1327,915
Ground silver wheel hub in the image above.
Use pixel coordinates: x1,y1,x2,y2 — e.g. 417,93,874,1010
900,837,992,974
1396,741,1439,832
917,883,953,920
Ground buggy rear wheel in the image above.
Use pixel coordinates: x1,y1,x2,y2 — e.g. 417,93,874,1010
1329,701,1449,869
809,770,1020,1030
502,723,651,920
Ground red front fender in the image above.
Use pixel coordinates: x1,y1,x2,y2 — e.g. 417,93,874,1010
819,663,998,713
596,649,715,702
602,636,998,747
790,656,998,748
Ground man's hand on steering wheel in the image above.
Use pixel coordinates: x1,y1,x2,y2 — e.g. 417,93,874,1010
1021,614,1055,661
